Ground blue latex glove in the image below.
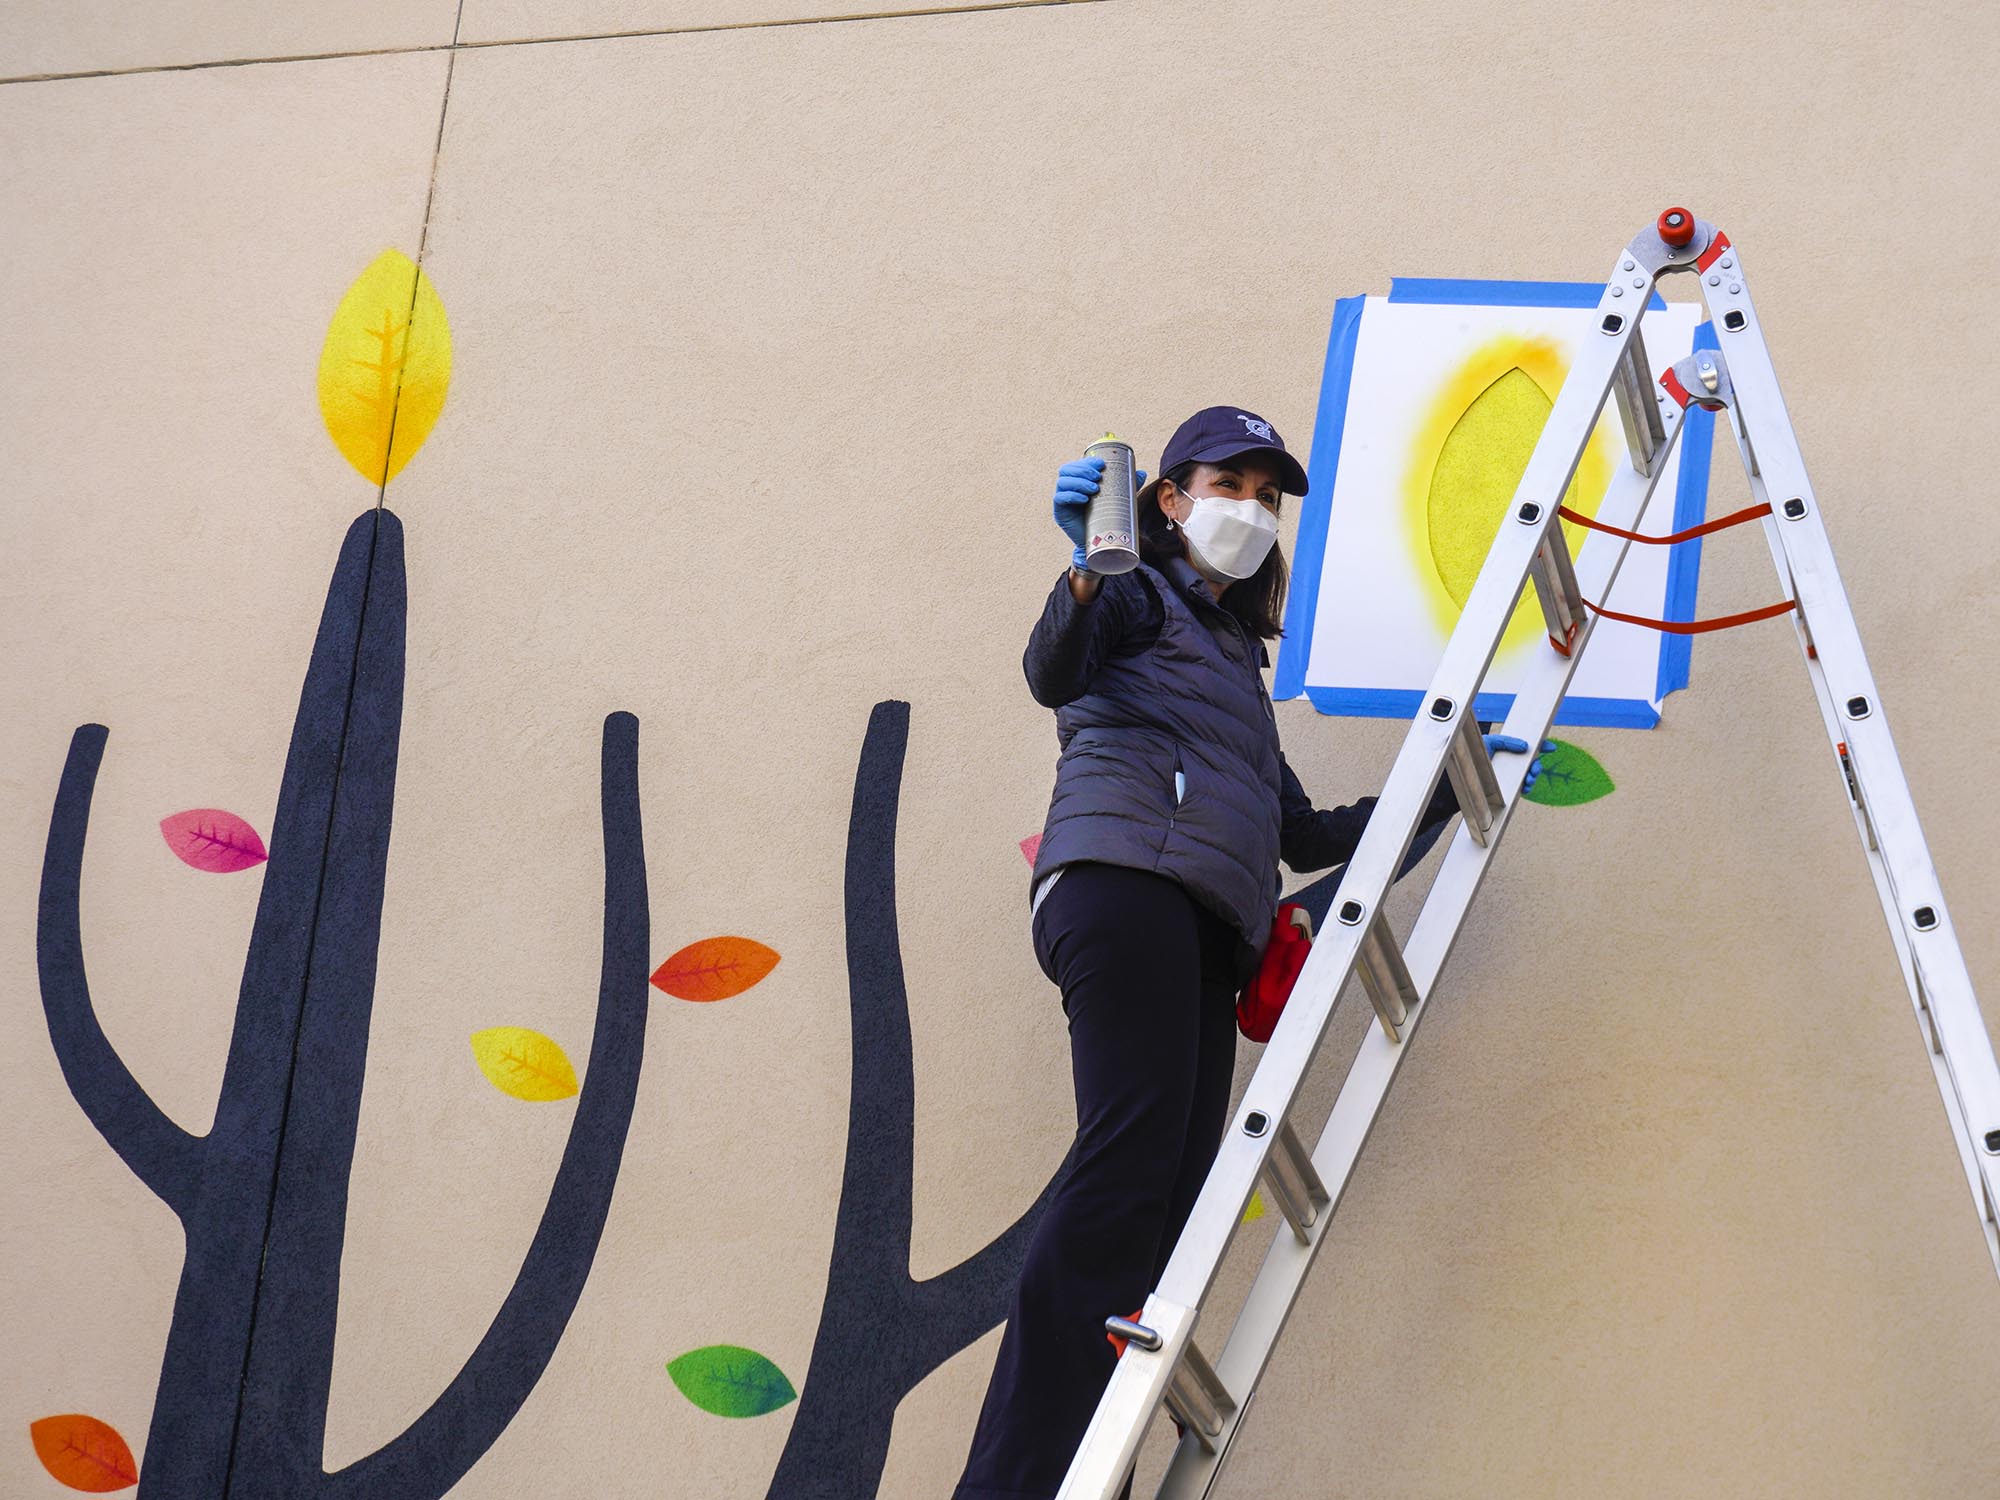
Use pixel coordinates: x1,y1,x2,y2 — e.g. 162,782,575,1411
1052,455,1147,571
1483,733,1556,794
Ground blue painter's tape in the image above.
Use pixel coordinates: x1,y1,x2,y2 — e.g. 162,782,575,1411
1274,293,1367,700
1304,685,1660,730
1553,695,1663,729
1655,318,1721,702
1302,686,1425,718
1389,277,1669,313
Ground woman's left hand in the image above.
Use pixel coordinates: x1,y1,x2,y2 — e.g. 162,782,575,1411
1482,733,1555,794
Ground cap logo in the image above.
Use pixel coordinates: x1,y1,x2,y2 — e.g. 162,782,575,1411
1236,414,1274,441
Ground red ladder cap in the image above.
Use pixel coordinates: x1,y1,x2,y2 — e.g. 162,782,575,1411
1658,207,1697,247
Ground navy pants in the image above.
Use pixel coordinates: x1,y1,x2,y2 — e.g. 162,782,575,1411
953,862,1242,1499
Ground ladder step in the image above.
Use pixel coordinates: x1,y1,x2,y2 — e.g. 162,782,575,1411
1837,740,1878,851
1915,968,1942,1057
1437,703,1504,845
1515,498,1586,656
1162,1335,1233,1451
1611,317,1666,476
1260,1117,1330,1243
1098,1315,1236,1455
1337,897,1418,1041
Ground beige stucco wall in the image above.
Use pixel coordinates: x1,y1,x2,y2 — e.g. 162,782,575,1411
5,2,1999,1496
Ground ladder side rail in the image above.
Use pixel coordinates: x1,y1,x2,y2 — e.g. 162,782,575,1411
1814,671,1997,1254
1154,400,1693,1498
1057,254,1666,1500
1717,360,1995,1257
1695,258,2000,1270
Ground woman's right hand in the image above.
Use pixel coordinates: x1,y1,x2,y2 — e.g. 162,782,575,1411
1052,456,1103,570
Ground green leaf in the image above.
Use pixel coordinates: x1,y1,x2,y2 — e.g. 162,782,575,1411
1523,738,1615,807
667,1344,797,1418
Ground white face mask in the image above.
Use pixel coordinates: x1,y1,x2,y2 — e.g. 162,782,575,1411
1177,492,1280,582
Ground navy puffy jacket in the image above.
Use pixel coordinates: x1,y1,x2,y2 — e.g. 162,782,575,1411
1024,556,1455,982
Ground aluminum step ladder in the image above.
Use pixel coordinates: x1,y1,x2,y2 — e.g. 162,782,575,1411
1057,208,2000,1499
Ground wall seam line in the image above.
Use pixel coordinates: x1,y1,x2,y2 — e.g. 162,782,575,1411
0,0,1108,86
372,0,465,516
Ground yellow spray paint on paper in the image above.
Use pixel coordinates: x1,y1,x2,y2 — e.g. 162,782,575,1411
1403,335,1613,654
317,248,451,487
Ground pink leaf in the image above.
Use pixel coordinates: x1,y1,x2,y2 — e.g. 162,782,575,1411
1019,834,1042,866
160,809,268,872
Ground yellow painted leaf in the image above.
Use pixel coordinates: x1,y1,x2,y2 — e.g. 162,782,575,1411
1242,1190,1265,1224
469,1026,579,1102
1428,367,1587,608
317,248,451,487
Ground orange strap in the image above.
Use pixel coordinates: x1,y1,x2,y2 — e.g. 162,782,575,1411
1556,495,1791,635
1583,596,1798,635
1556,500,1772,545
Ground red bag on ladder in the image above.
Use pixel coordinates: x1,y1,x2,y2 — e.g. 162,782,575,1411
1236,903,1314,1043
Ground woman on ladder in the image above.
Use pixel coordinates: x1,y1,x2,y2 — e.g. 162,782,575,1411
952,406,1545,1499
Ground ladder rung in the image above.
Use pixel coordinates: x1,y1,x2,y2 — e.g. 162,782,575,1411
1261,1117,1330,1243
1915,968,1942,1057
1337,898,1418,1041
1837,740,1878,852
1525,510,1586,658
1439,708,1504,845
1162,1335,1232,1451
1611,317,1666,476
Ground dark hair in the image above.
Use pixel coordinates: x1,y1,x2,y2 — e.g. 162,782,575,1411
1138,460,1290,641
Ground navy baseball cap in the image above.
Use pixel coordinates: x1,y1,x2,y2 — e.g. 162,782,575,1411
1136,406,1310,512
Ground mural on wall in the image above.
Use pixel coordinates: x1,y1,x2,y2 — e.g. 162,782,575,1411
26,249,1064,1500
1521,739,1615,807
26,250,1621,1500
38,502,654,1499
763,701,1069,1497
29,252,671,1498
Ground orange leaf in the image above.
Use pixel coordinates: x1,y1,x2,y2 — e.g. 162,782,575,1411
30,1415,137,1492
650,937,779,1002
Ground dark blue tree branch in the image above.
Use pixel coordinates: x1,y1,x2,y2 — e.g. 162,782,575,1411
37,509,650,1500
907,1153,1070,1376
767,702,1066,1499
38,722,203,1213
325,709,650,1500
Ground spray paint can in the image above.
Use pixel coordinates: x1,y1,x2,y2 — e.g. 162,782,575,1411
1082,433,1140,575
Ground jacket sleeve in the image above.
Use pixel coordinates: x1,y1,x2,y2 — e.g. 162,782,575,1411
1022,570,1160,708
1277,751,1460,874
